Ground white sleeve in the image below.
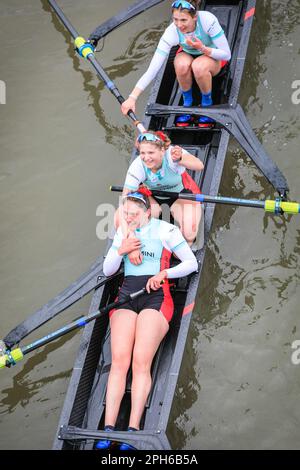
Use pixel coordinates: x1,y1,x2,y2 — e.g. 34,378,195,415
124,157,146,191
103,230,123,277
166,243,198,279
210,34,231,61
200,11,231,61
135,24,179,91
161,224,198,278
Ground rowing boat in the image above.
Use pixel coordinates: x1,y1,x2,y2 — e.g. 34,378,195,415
51,0,267,450
2,0,290,450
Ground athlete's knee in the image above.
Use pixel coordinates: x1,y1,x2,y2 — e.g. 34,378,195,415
132,352,152,375
111,353,131,374
191,221,197,233
191,61,210,77
175,60,192,76
183,226,197,242
182,216,198,240
150,203,162,219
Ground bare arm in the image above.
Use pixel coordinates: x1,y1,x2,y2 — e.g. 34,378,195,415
121,25,178,116
171,146,204,172
103,236,141,277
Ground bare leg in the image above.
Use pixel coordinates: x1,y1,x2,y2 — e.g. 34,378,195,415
191,56,222,94
105,309,137,426
129,309,169,429
149,195,162,219
174,52,194,91
171,199,202,246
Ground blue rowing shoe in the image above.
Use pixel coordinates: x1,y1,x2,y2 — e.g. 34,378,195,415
95,425,114,450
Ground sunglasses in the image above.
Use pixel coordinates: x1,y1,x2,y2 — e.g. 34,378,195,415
137,133,162,143
123,192,150,208
171,1,196,11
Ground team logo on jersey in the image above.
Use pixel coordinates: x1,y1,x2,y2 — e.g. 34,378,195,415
141,250,155,258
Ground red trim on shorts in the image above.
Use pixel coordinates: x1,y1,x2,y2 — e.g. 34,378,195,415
182,172,201,194
182,302,195,317
160,248,174,322
245,7,255,21
109,295,119,319
176,46,183,55
220,59,228,68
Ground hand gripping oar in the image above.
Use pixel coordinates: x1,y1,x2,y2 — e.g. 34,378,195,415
110,185,300,215
0,286,149,369
47,0,145,134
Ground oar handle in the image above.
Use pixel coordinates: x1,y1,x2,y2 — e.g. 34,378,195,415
110,186,300,215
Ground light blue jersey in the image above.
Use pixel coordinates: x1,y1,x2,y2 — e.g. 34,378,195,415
176,15,216,56
141,152,184,193
103,219,198,280
112,218,186,276
135,11,230,92
124,147,186,193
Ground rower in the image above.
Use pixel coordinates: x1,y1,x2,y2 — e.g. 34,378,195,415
114,131,203,254
98,191,198,450
121,0,231,127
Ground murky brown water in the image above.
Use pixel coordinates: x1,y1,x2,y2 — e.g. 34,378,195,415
0,0,299,449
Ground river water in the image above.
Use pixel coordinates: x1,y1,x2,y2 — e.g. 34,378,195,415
0,0,299,450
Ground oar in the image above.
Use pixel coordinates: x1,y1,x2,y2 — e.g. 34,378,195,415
3,261,123,350
47,0,145,134
0,287,149,369
110,185,300,215
89,0,166,45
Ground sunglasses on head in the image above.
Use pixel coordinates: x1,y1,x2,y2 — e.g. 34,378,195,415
171,1,196,11
123,192,150,208
137,133,162,143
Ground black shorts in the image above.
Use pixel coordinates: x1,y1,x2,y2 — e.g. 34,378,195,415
153,188,195,208
109,275,174,322
152,194,177,208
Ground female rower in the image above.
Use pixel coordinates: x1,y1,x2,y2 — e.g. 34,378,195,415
115,131,203,248
99,191,198,450
121,0,231,127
